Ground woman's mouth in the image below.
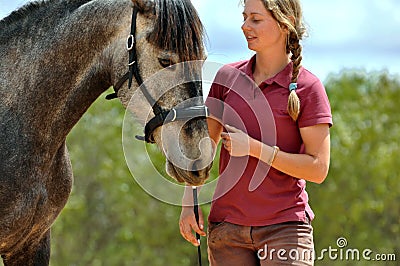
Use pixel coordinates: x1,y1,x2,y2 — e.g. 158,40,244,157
246,35,257,42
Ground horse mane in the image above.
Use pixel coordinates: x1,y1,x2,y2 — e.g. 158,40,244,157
0,0,93,33
0,1,43,27
146,0,205,63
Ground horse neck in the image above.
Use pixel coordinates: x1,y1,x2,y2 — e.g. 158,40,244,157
14,1,131,146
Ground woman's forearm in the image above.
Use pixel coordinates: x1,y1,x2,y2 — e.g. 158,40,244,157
249,125,330,184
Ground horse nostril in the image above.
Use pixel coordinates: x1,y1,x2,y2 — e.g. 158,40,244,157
190,158,212,179
190,159,203,177
191,170,200,178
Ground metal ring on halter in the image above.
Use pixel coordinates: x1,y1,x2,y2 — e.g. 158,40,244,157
170,108,177,122
126,34,135,51
204,105,209,117
128,60,136,66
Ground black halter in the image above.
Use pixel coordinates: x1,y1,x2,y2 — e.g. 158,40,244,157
106,7,208,143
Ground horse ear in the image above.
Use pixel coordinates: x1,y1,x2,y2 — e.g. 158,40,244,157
131,0,155,13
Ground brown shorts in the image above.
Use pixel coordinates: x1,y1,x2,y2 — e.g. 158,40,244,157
207,220,314,265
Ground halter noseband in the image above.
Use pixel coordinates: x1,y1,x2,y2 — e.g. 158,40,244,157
107,6,208,143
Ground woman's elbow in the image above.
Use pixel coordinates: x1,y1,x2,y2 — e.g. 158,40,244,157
312,163,330,184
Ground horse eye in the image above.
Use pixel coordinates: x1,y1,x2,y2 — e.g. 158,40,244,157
158,58,173,68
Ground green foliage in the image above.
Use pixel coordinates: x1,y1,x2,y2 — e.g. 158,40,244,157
19,70,398,266
308,70,400,265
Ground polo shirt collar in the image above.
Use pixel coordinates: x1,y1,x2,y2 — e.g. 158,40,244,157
239,54,293,88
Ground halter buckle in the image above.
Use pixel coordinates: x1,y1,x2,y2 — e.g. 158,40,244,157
127,34,135,51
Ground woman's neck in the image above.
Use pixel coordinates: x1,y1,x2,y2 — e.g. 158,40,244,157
253,51,290,85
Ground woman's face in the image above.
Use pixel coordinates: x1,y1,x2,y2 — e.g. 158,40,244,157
241,0,287,53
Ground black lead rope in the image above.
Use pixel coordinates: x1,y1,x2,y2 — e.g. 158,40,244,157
192,187,202,266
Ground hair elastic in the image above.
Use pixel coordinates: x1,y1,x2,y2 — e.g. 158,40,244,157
289,82,298,92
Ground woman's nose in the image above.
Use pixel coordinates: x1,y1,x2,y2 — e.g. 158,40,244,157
241,18,251,31
241,20,250,31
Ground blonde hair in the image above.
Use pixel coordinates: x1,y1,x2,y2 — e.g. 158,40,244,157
243,0,307,121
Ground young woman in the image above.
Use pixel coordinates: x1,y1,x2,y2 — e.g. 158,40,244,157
180,0,332,265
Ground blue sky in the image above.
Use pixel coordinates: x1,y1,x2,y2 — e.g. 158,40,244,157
1,0,399,82
192,0,400,82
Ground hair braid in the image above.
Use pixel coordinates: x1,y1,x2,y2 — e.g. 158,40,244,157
287,31,302,121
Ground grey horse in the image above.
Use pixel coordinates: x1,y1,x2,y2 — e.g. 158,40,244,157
0,0,212,265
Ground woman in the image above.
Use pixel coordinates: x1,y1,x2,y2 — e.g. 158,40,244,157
180,0,332,265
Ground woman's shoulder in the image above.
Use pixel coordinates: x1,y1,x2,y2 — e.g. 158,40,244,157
297,67,332,127
296,67,327,96
298,67,322,87
217,59,250,75
226,59,250,69
213,59,251,87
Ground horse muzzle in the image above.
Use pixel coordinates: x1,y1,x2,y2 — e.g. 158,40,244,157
166,158,213,186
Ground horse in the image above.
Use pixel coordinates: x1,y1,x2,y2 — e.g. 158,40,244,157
0,0,213,265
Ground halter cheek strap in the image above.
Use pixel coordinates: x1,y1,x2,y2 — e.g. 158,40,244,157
107,7,161,115
127,7,141,89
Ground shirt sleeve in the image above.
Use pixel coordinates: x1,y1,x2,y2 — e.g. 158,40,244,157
205,78,228,121
298,78,333,128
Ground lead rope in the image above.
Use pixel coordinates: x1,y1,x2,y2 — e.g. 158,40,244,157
192,187,202,266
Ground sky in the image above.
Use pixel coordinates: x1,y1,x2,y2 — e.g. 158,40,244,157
1,0,400,83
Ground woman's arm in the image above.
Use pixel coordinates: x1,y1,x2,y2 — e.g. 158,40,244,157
221,124,331,184
207,115,224,148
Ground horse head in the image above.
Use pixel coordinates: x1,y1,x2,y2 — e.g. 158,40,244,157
113,0,213,186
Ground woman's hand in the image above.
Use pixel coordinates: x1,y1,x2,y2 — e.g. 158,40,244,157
221,124,256,157
179,206,206,246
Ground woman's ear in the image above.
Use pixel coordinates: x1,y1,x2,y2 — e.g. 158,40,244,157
281,16,296,35
281,24,289,34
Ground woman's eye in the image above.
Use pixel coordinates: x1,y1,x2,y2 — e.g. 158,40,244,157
242,17,261,23
158,58,173,68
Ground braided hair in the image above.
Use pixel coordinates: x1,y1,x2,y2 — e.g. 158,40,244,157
262,0,307,121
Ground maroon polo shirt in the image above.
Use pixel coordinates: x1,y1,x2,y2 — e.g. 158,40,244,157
205,55,332,226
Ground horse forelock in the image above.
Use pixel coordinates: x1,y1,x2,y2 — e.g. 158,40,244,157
145,0,205,63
